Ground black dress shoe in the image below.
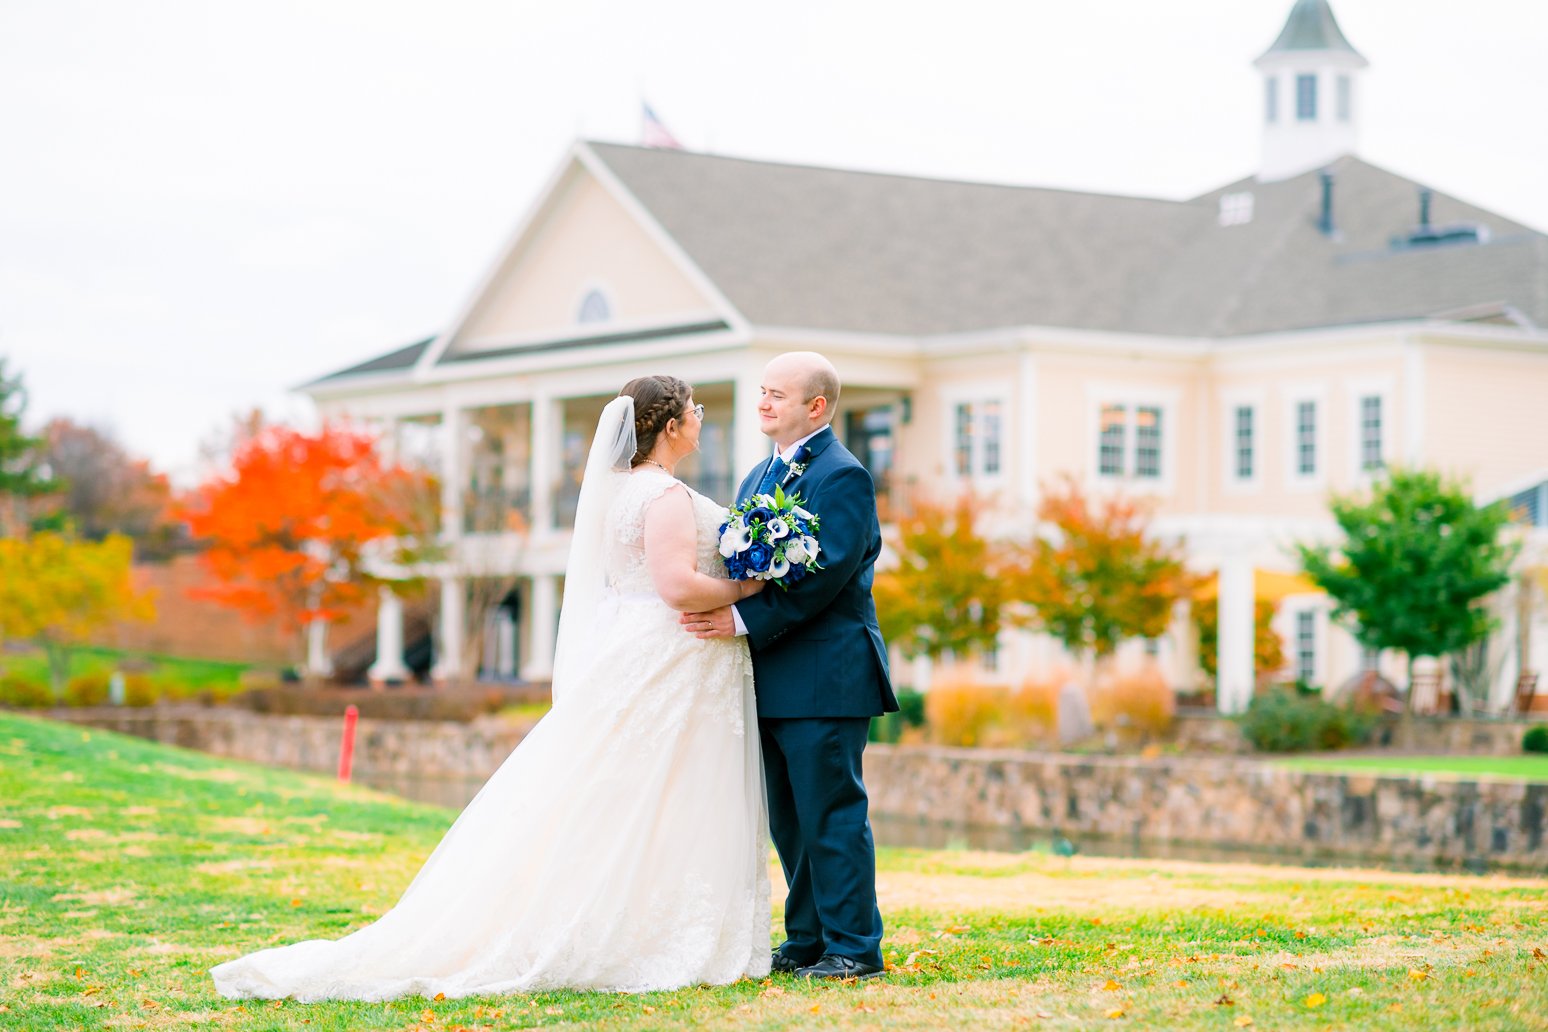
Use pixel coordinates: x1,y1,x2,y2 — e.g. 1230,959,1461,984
795,954,884,980
770,951,809,973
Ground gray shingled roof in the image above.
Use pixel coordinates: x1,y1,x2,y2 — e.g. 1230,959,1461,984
1258,0,1366,61
306,336,432,387
590,143,1548,339
309,143,1548,387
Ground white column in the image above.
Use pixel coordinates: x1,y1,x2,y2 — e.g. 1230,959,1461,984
440,404,465,538
1216,554,1255,714
367,586,410,684
304,618,333,678
1017,350,1038,510
733,370,768,483
521,574,558,681
529,393,558,534
432,576,464,683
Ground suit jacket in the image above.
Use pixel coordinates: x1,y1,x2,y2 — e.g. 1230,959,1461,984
734,426,898,719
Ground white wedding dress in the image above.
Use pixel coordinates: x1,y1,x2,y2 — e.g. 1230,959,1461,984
211,468,771,1000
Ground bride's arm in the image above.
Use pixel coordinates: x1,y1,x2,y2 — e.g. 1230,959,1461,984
643,485,764,612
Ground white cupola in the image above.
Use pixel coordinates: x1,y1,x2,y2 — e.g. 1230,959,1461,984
1254,0,1368,182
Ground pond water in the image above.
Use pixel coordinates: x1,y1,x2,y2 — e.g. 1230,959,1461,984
352,771,1498,875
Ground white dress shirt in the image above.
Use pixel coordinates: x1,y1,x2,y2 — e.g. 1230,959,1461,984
729,427,826,637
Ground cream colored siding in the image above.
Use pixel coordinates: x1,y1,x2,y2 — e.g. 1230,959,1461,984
458,171,716,346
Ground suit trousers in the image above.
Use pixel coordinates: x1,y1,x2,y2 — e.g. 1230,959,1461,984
759,716,883,968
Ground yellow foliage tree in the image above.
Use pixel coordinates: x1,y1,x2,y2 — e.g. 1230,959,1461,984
872,493,1012,662
0,532,156,695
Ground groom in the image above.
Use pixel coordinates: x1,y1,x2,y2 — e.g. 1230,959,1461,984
682,351,898,980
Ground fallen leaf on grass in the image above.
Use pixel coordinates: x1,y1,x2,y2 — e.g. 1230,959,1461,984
1234,1017,1254,1028
433,992,445,1001
1102,979,1122,991
1214,995,1234,1007
1303,992,1327,1008
1408,968,1429,982
1105,1006,1125,1019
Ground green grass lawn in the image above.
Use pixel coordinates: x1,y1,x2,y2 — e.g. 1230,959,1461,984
2,645,250,695
2,712,1546,1030
1275,754,1548,782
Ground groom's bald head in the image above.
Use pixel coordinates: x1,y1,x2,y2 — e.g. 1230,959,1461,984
759,352,842,447
767,352,841,419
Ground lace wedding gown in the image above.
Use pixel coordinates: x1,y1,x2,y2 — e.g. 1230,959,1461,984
211,470,771,1000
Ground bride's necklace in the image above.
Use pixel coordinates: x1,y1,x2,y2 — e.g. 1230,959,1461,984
640,458,673,475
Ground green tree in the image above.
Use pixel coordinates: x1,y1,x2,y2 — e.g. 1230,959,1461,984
1296,468,1517,706
0,358,56,535
873,493,1010,662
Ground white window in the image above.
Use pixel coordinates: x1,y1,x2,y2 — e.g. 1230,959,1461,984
1296,74,1317,121
1265,77,1278,124
1134,406,1162,479
1098,404,1127,476
1218,192,1255,227
952,398,1003,479
1295,610,1317,684
1336,75,1351,122
1095,403,1165,481
1234,405,1256,480
1295,400,1317,476
576,288,611,324
1359,394,1384,472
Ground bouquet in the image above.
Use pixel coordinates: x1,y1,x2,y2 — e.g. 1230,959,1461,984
719,486,821,588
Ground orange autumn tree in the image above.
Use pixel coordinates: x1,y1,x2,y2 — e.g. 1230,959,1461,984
1009,477,1193,661
873,493,1011,662
179,423,436,668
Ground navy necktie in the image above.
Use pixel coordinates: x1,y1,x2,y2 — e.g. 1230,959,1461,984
757,456,788,494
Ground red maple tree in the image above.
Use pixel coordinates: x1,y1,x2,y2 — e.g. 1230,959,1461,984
178,423,436,657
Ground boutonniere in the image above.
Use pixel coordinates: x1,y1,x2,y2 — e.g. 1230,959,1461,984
782,445,812,485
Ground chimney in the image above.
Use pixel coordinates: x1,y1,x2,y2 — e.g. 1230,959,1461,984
1318,170,1336,236
1418,188,1433,229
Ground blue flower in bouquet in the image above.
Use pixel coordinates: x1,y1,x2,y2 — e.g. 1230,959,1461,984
745,541,774,573
720,485,822,589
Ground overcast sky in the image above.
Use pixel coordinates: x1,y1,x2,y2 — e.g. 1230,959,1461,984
2,0,1543,483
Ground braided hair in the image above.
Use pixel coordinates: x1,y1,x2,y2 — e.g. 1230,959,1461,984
619,375,693,467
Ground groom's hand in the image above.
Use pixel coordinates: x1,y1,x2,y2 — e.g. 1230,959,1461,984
681,607,735,639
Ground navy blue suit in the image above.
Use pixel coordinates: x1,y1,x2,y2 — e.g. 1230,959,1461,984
733,425,896,968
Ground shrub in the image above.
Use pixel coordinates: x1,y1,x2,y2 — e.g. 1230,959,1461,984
924,668,1011,747
123,674,161,707
0,673,53,709
894,688,926,729
1524,725,1548,755
919,671,1061,748
1007,674,1062,742
1090,664,1175,737
1237,687,1377,752
64,672,111,708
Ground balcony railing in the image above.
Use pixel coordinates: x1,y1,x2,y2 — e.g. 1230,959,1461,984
463,485,532,535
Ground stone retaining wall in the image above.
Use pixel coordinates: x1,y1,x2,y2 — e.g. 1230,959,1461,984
49,707,531,780
865,745,1547,870
46,707,1548,870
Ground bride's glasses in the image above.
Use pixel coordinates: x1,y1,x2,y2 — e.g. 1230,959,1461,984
685,403,705,421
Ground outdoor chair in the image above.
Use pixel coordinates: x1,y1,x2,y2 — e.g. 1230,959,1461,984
1515,671,1540,715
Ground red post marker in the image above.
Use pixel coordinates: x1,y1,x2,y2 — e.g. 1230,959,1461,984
338,704,359,782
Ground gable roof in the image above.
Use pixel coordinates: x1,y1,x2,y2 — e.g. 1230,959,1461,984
307,143,1548,388
588,143,1548,339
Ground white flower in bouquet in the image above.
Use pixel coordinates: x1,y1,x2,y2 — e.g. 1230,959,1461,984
719,525,751,557
767,517,790,540
782,537,808,564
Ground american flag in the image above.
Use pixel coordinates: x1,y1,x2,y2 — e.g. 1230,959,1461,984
640,103,683,149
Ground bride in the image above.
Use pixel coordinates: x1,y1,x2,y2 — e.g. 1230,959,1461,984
211,375,772,1000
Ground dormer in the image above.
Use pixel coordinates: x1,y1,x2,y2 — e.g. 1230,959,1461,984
1254,0,1368,182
